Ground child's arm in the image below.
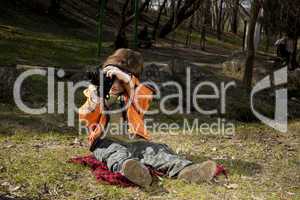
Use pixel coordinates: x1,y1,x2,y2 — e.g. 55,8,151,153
125,77,155,140
79,84,108,145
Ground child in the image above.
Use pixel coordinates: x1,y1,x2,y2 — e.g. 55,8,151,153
79,49,221,187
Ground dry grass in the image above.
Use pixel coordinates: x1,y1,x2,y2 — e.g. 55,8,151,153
0,108,299,200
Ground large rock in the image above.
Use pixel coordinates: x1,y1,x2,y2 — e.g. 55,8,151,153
142,60,192,83
141,62,172,83
142,60,200,109
142,60,210,90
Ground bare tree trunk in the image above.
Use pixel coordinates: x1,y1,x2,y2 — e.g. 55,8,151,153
159,0,203,38
186,14,194,47
145,0,151,12
114,0,151,48
114,0,130,49
243,0,262,91
222,11,229,32
242,20,247,51
264,26,271,53
231,0,239,34
291,36,299,69
200,0,211,50
212,0,219,31
152,0,167,39
217,0,224,40
159,0,181,38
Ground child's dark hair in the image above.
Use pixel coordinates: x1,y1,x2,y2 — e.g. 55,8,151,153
102,48,143,78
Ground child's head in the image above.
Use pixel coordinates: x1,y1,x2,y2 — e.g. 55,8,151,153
102,48,144,96
102,48,143,78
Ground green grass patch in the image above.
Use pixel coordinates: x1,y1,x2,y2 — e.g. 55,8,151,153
0,25,114,67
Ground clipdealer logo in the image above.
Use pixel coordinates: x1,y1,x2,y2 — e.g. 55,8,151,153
12,66,288,134
250,67,288,133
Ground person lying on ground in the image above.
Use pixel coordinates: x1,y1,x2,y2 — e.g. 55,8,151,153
79,49,225,188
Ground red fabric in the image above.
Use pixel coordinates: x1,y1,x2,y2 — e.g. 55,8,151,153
215,164,228,179
68,155,165,187
69,155,228,187
69,155,135,187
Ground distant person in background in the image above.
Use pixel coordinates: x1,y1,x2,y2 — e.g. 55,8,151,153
115,30,129,50
138,25,152,48
138,25,150,41
275,36,293,69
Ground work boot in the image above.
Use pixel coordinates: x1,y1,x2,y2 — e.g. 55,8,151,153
178,160,217,183
121,159,152,188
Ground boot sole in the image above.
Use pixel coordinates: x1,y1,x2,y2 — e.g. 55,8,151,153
178,160,217,183
122,159,152,188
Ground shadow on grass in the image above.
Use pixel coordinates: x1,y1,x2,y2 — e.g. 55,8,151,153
0,112,78,135
186,154,262,177
0,195,34,200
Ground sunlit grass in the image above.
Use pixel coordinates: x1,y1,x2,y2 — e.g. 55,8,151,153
0,117,299,199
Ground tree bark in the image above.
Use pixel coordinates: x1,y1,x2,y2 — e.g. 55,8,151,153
200,0,211,50
114,0,130,48
243,0,262,91
114,0,151,48
217,0,224,40
231,0,239,34
212,0,219,31
291,36,299,69
242,20,247,51
159,0,203,38
152,0,167,39
186,14,194,47
264,26,271,53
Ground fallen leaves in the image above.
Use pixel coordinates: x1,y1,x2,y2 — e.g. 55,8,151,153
286,191,295,196
1,181,22,193
224,183,238,189
9,185,21,192
251,194,264,200
70,137,85,147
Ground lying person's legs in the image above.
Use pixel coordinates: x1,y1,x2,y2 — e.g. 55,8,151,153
93,142,131,172
128,141,218,183
138,143,192,177
93,139,218,186
93,139,152,187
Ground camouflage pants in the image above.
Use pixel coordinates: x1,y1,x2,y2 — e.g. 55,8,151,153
93,139,192,177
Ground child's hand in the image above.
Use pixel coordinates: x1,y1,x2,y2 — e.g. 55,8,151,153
103,65,131,83
88,133,96,145
88,126,100,145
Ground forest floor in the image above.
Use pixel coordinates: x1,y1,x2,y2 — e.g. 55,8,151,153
0,2,300,200
0,103,299,200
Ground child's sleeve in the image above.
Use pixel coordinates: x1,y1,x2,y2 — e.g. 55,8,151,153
130,76,155,115
125,77,155,140
79,85,108,145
